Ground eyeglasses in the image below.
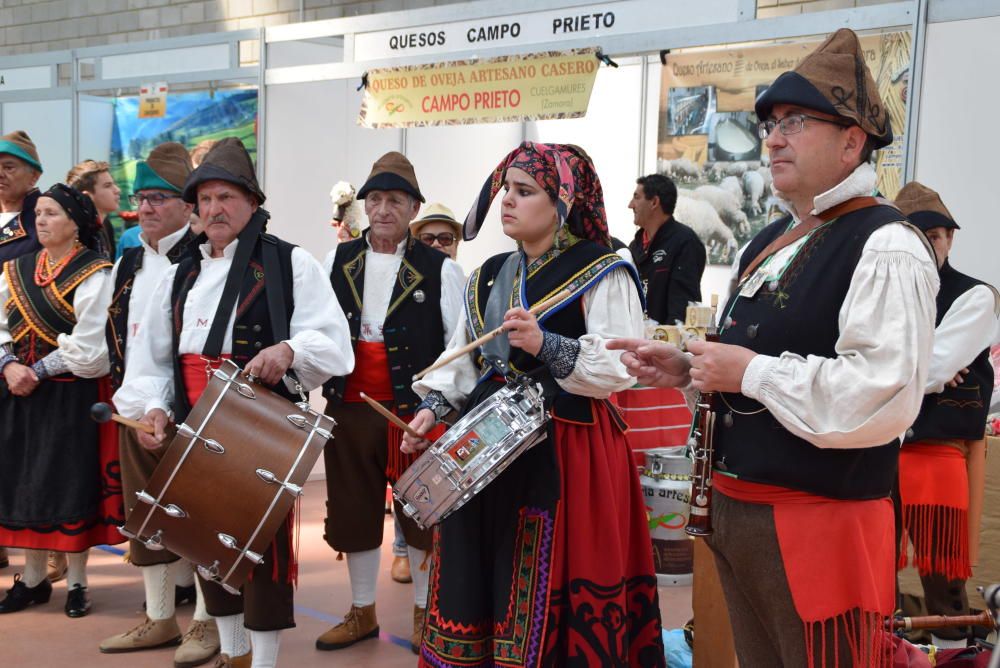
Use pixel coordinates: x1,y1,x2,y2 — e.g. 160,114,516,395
129,192,182,207
757,113,851,139
418,232,457,247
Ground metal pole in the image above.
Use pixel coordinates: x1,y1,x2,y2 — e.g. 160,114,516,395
902,0,928,183
257,27,267,191
638,55,649,177
71,51,79,166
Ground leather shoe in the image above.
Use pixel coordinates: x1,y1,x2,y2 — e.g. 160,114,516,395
0,547,9,569
0,574,53,613
316,603,379,650
100,616,182,653
65,584,91,618
411,604,426,654
211,652,252,668
391,555,412,583
174,618,221,667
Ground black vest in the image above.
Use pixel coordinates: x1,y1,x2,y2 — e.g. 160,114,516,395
628,219,704,325
907,261,998,442
324,233,448,415
467,240,641,424
4,248,111,365
169,233,296,421
714,205,915,500
0,189,41,265
106,229,194,389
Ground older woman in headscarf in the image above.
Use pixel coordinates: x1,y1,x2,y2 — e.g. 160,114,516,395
402,142,665,667
0,184,123,618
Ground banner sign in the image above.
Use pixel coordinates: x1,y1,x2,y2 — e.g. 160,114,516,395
138,81,168,118
358,49,600,128
352,0,739,62
0,65,52,91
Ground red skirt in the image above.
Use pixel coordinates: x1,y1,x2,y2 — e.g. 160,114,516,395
420,391,664,667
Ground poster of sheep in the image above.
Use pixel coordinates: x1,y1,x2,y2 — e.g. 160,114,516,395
658,31,911,264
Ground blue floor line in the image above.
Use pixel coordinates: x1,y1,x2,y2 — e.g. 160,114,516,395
93,546,411,652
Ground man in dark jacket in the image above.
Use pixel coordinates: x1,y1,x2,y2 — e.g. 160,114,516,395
627,174,705,324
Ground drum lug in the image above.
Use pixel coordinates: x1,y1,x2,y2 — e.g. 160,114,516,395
144,529,165,551
197,561,220,580
217,533,264,565
177,423,196,438
176,424,225,454
136,490,188,519
255,468,304,496
202,439,225,454
286,414,333,441
221,582,241,595
236,383,256,399
117,525,136,539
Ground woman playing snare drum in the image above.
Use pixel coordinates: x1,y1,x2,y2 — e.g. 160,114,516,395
402,142,665,667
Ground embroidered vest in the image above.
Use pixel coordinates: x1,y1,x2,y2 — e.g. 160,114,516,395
714,205,913,500
0,189,42,265
466,240,641,424
324,233,447,415
168,233,296,421
106,229,194,389
908,261,998,442
4,248,111,366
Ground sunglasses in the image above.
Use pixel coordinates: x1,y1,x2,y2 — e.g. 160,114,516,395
418,232,457,247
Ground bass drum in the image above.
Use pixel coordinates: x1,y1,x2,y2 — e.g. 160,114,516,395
641,446,694,586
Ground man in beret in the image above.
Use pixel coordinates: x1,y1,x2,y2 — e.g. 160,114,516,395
114,137,353,668
894,182,999,647
316,152,465,654
610,28,939,664
98,142,222,665
0,130,44,570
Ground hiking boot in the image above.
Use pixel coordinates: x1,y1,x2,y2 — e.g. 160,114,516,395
315,603,379,650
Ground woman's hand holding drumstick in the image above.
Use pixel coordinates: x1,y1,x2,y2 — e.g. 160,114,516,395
412,289,572,381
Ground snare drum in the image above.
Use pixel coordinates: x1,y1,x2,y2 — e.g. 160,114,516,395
120,360,334,593
394,381,548,529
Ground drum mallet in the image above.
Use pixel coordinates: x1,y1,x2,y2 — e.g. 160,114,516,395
413,289,572,381
359,392,423,438
90,402,155,434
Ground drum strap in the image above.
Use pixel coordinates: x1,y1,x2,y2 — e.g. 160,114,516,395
260,232,302,389
202,209,269,358
481,252,520,377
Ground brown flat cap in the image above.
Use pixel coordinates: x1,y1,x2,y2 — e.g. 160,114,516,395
182,137,264,204
0,130,42,172
133,142,192,193
755,29,892,148
357,151,424,203
895,181,959,231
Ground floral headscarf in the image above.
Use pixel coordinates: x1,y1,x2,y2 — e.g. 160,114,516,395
463,141,611,247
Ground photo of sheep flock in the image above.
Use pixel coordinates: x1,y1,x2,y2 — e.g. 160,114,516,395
659,31,911,264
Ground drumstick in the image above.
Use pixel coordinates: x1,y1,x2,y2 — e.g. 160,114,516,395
359,392,423,439
413,289,573,381
90,402,155,434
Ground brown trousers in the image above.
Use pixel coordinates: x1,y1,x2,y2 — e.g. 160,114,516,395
323,401,432,553
706,492,880,667
199,516,295,631
119,427,180,567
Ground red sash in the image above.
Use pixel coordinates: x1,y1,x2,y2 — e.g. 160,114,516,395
715,475,895,667
897,442,970,580
344,341,393,402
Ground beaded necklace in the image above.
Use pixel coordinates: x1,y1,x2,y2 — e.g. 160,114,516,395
34,242,83,287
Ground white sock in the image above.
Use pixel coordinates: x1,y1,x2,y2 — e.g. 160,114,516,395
22,549,47,588
408,546,430,608
346,548,380,607
172,560,195,587
250,630,281,668
216,613,250,657
66,551,88,590
931,634,967,649
143,563,174,620
192,572,212,622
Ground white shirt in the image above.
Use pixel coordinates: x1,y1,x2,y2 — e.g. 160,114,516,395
726,162,940,450
108,223,190,368
321,235,466,347
0,265,111,378
113,238,354,419
414,265,645,411
925,282,1000,394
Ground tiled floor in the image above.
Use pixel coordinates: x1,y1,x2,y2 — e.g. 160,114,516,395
0,481,692,667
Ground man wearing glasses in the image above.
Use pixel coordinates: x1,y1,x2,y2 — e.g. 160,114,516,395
610,29,938,664
411,203,462,261
317,152,465,654
98,142,222,666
